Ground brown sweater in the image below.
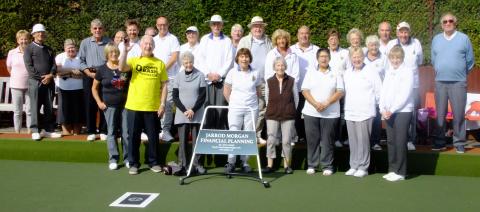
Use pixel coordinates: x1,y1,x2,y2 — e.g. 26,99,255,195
265,74,296,120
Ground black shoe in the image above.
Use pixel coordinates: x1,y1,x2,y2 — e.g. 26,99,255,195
242,165,252,173
262,167,274,174
224,163,235,174
284,167,293,174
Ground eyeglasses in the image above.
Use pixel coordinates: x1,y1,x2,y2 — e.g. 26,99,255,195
442,19,455,24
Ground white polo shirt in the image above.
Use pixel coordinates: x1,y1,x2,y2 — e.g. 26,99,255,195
153,32,180,79
224,67,261,110
379,63,415,113
344,63,382,121
55,52,83,90
179,42,200,71
364,52,387,80
386,38,423,88
118,39,141,59
264,48,300,90
302,67,344,118
291,43,319,91
197,33,234,82
329,47,349,75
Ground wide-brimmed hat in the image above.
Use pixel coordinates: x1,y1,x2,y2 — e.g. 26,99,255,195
31,23,46,34
185,26,199,33
247,16,267,28
396,21,411,31
205,14,227,24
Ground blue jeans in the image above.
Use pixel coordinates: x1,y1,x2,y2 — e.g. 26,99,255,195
103,107,129,164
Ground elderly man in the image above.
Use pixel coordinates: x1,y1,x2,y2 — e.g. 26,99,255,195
237,16,272,144
23,23,62,140
378,22,391,56
179,26,200,68
290,26,319,143
153,16,180,142
144,27,157,37
230,24,244,52
119,35,168,175
431,13,475,153
387,21,423,151
197,14,234,130
78,19,111,141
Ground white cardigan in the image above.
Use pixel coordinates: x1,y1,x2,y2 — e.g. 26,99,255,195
379,63,415,114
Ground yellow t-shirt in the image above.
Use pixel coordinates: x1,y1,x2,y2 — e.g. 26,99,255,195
125,56,168,111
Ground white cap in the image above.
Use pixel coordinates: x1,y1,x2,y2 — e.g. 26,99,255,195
206,14,226,24
396,22,410,31
248,16,267,28
31,23,46,34
185,26,199,33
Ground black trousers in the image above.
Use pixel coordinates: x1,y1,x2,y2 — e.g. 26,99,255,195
83,77,106,134
127,110,160,168
177,123,201,167
385,112,412,176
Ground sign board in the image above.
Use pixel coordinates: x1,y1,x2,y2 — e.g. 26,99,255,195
194,129,257,155
109,192,159,208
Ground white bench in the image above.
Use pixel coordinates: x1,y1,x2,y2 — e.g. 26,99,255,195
0,77,58,112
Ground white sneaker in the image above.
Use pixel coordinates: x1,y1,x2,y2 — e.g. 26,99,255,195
86,134,96,141
100,134,107,141
125,162,130,169
382,172,395,179
306,168,315,175
322,169,333,176
372,144,382,151
335,140,344,147
407,142,416,151
160,131,174,142
31,132,41,141
353,169,368,178
386,173,405,182
141,133,148,141
345,168,357,176
109,163,118,170
257,137,267,145
291,142,296,146
43,132,62,138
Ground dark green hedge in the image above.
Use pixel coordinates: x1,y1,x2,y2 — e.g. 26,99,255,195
1,0,479,65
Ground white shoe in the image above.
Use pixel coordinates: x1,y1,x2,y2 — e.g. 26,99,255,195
382,172,395,179
306,168,315,175
335,140,344,147
353,169,368,178
43,132,62,138
125,162,130,169
345,168,357,176
160,131,174,142
322,170,333,176
372,144,382,151
291,142,296,146
31,132,41,141
109,163,118,170
141,133,148,141
100,134,107,141
386,173,405,182
257,137,266,145
407,142,416,151
86,134,96,141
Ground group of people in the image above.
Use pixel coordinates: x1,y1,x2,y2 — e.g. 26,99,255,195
6,12,474,181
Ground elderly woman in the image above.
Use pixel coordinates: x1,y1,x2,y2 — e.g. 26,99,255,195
172,51,207,175
302,48,344,176
327,28,349,148
264,29,299,89
224,48,261,173
113,30,126,46
379,46,414,182
364,35,387,151
6,30,31,133
55,39,85,135
230,24,244,52
347,28,367,53
343,47,382,178
262,57,298,174
92,43,130,170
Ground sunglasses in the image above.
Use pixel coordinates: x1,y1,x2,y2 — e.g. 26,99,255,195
442,19,455,24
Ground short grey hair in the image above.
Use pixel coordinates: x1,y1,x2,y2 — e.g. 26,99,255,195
64,38,77,47
346,28,363,43
365,35,380,46
441,12,457,23
272,56,287,70
231,24,244,33
90,19,103,28
140,35,155,48
180,51,195,63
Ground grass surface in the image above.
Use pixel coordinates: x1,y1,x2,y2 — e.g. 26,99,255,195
0,160,479,212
